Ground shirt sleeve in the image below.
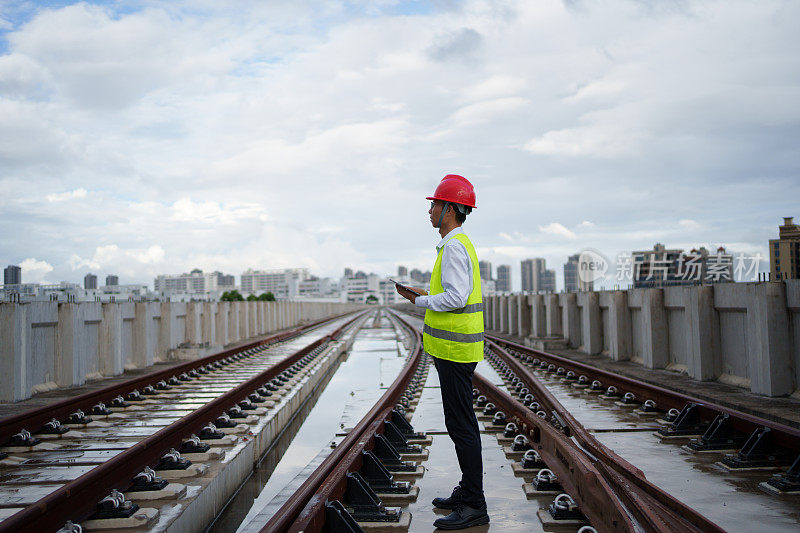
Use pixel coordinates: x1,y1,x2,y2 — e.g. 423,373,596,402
414,240,473,312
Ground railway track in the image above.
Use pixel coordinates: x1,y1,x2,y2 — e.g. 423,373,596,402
259,309,429,532
484,333,800,497
0,310,368,532
4,304,798,532
258,309,721,532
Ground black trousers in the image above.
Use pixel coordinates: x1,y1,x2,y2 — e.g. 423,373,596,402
433,357,485,508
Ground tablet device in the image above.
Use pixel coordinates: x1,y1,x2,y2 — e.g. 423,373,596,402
389,278,422,296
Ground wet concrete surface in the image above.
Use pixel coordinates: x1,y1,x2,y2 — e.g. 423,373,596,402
399,312,800,532
495,353,800,532
0,317,355,521
225,314,408,532
353,312,551,532
487,328,800,430
406,361,551,533
0,321,330,420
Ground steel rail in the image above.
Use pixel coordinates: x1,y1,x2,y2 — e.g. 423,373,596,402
395,309,722,532
261,308,423,533
487,334,800,453
472,372,637,532
0,311,367,533
0,311,353,445
486,339,724,532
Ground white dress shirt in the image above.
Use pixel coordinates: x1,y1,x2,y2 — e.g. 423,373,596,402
414,227,474,312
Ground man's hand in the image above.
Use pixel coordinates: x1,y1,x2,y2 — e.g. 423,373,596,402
395,285,428,303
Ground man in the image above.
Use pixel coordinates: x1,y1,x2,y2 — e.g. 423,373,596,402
395,174,489,530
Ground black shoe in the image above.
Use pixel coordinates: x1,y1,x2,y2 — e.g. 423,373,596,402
433,503,490,530
432,486,464,510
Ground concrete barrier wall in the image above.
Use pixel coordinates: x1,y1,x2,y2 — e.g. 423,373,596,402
0,301,364,402
487,280,800,397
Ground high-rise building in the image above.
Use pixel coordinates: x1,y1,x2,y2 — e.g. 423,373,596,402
564,254,593,292
770,217,800,281
106,275,119,286
540,270,556,293
84,273,98,290
240,268,309,299
521,258,556,293
410,268,424,283
4,265,21,285
496,265,511,292
344,268,354,278
397,265,408,277
214,272,236,288
520,258,545,292
155,269,236,296
478,260,493,281
564,255,578,292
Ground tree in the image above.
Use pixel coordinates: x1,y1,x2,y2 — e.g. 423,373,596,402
258,292,276,301
366,294,379,304
246,294,257,301
221,290,244,301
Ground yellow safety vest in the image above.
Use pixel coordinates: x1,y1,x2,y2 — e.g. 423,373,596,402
423,232,484,363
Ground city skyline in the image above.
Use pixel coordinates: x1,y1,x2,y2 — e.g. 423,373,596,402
1,1,797,292
0,229,781,294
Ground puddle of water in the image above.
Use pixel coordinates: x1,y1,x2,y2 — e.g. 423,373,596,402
213,316,406,533
520,365,800,532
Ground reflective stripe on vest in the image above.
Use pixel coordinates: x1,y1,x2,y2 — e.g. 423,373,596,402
423,323,484,343
423,232,484,363
446,302,483,314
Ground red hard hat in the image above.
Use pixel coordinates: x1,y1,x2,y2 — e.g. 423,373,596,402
426,174,477,209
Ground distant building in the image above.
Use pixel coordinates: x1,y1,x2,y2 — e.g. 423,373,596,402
344,268,353,278
397,265,408,277
478,260,493,281
84,273,98,290
632,243,732,288
298,276,340,299
344,273,379,303
215,272,235,288
564,254,593,292
106,275,119,286
521,258,555,293
410,268,424,283
240,268,309,299
770,217,800,281
481,278,496,296
496,265,511,292
4,265,21,285
540,270,556,293
155,268,237,297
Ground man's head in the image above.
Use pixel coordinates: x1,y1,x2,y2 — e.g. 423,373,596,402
426,174,476,229
429,200,469,228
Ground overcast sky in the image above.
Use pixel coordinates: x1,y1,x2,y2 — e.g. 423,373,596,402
1,0,798,291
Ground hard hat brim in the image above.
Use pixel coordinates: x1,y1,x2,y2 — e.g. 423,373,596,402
426,195,477,208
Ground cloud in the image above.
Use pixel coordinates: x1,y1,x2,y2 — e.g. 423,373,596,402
451,97,529,126
0,0,797,292
170,198,269,224
538,222,577,240
524,123,650,158
19,257,53,282
427,28,483,62
679,219,702,231
69,244,165,271
46,188,87,202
